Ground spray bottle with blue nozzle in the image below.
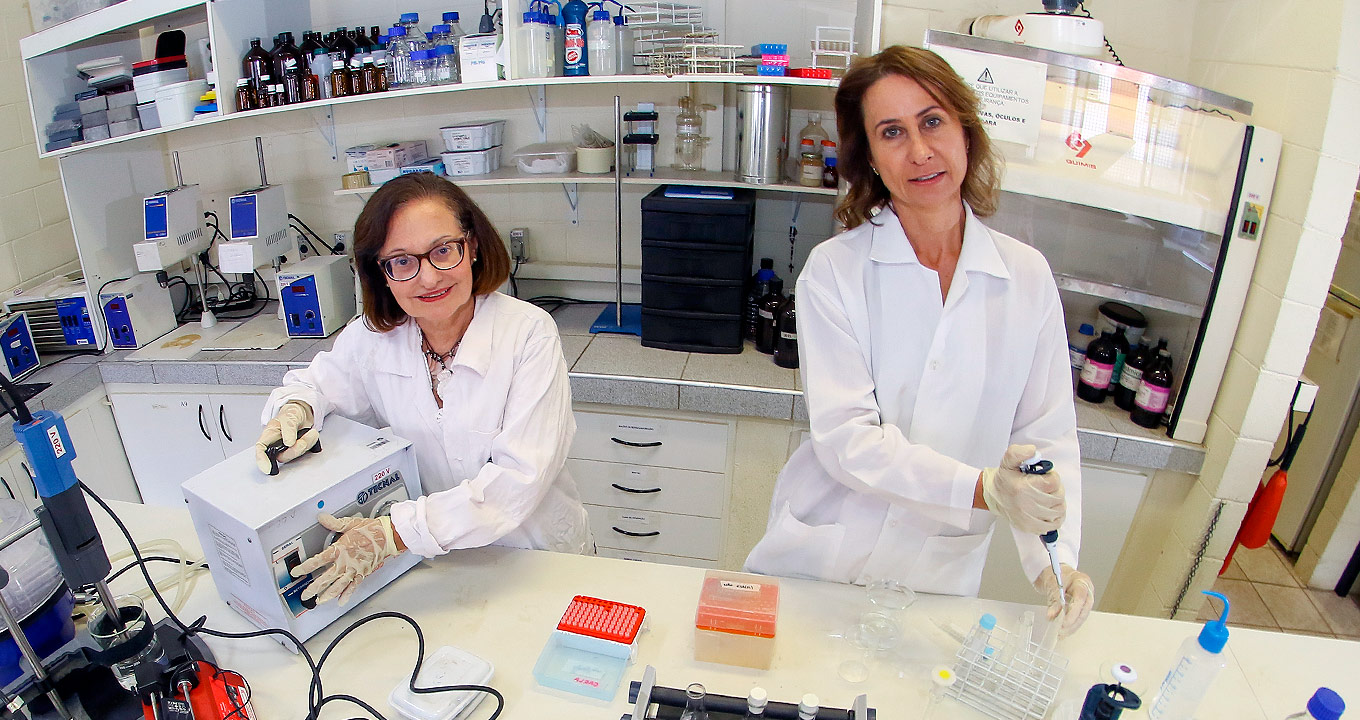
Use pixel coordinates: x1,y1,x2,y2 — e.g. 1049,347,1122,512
1146,591,1230,720
1020,453,1065,609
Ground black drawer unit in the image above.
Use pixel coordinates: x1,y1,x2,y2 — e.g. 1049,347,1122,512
640,187,757,353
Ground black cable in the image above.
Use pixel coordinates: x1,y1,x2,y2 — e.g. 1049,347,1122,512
290,225,325,257
38,350,104,369
1269,383,1305,467
1075,2,1122,66
509,259,520,298
288,215,338,254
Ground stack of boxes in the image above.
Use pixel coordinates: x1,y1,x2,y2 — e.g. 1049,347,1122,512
754,43,788,77
343,141,438,185
639,186,756,354
43,87,139,152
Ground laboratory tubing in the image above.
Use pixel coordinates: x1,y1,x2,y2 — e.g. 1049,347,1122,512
798,694,819,720
680,683,710,720
1131,346,1175,428
1077,330,1118,403
1068,322,1095,370
773,294,797,368
1284,688,1346,720
744,687,768,718
1147,591,1230,720
589,9,617,75
563,0,590,75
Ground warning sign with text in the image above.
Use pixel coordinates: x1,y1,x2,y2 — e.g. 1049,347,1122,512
928,45,1046,149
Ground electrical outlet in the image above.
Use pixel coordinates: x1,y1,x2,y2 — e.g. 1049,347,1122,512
509,227,530,263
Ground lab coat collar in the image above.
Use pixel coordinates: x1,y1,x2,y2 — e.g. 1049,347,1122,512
868,204,1012,281
372,294,492,378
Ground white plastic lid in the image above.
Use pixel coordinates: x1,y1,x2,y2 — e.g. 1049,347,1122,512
799,694,820,718
0,500,62,620
748,686,768,711
388,646,494,720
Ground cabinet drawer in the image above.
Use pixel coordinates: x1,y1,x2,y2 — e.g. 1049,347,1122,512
572,412,729,473
586,505,722,561
569,459,726,518
595,546,718,569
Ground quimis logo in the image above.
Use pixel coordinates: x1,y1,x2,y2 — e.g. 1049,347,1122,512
1064,132,1097,169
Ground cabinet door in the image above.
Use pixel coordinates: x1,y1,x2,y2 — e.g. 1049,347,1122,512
0,449,38,510
108,393,224,507
65,405,141,503
210,393,270,458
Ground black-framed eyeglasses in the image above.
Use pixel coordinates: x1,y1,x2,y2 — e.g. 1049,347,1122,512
379,237,468,282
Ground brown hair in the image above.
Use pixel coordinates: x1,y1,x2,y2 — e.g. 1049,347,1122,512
833,45,1003,229
352,173,510,332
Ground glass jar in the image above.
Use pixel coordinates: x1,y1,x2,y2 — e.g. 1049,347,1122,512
234,78,256,111
410,49,436,87
798,139,822,187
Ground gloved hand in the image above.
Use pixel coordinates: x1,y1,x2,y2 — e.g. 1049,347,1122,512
981,444,1066,535
254,401,318,474
1035,563,1095,637
290,513,403,605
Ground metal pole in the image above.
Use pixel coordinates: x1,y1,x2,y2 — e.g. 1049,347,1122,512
94,580,124,631
172,151,184,188
0,589,72,720
614,95,623,327
0,518,39,554
256,136,269,187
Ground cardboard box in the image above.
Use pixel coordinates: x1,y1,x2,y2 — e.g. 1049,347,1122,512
344,141,429,172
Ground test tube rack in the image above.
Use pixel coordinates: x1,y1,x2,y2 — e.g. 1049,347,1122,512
624,666,876,720
810,26,857,73
947,622,1068,720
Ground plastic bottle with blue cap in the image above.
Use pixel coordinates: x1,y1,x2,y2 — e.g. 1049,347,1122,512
1285,688,1346,720
1146,591,1231,720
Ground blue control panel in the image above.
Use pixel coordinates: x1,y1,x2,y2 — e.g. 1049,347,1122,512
229,194,258,239
280,274,323,337
144,196,169,240
102,295,137,349
54,296,97,347
1,315,37,380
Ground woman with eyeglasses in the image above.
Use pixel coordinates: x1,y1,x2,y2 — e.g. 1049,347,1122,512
254,173,590,606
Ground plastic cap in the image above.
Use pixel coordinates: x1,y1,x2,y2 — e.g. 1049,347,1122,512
433,24,451,33
1079,322,1095,335
760,257,774,269
436,45,454,55
810,111,821,122
1308,688,1345,720
411,49,431,60
825,157,837,167
800,138,815,146
400,12,419,22
979,613,996,630
615,14,624,24
312,48,327,56
594,9,611,19
390,26,408,36
748,687,769,710
931,666,957,688
799,694,819,715
1197,590,1230,653
523,11,535,22
1110,663,1138,685
444,11,458,22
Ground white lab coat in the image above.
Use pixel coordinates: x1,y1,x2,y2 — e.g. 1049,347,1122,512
744,204,1082,596
262,292,590,558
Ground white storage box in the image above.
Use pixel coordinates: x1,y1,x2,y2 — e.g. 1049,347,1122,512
183,416,424,646
439,120,506,152
133,67,190,104
440,147,501,177
154,79,207,127
511,142,576,174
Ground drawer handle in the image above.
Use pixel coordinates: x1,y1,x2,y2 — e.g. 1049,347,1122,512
612,526,660,538
611,483,662,494
610,437,662,448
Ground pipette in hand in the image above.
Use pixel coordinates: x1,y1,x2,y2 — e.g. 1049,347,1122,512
1020,453,1065,609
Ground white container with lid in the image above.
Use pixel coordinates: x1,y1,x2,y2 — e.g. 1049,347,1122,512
388,645,493,720
0,499,62,620
154,79,208,127
511,142,577,174
439,120,506,152
440,147,502,177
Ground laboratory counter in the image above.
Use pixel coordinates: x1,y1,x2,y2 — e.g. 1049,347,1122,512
93,500,1355,720
73,301,1203,474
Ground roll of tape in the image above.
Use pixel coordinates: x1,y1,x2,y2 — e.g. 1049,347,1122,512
341,171,371,189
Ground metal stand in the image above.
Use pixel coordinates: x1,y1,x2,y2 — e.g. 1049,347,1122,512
592,95,642,336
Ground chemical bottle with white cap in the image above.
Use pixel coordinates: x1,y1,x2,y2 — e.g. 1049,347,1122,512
742,687,768,719
1146,591,1231,720
1283,688,1346,719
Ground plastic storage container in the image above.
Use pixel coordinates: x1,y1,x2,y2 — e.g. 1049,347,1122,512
641,308,743,353
640,187,757,246
642,275,744,314
441,147,502,176
532,630,633,701
512,142,577,174
641,241,748,281
439,120,506,152
694,570,779,669
154,79,209,126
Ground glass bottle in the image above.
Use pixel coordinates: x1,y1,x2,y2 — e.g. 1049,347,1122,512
349,57,368,94
773,294,798,369
361,58,380,94
255,74,275,107
1077,331,1118,403
242,38,273,96
399,12,422,38
798,138,823,187
1131,348,1174,429
1116,339,1162,411
822,156,838,188
233,77,256,111
298,32,324,60
679,683,709,720
281,58,304,104
271,83,287,107
434,44,457,83
1109,327,1131,388
302,64,320,102
1283,688,1345,720
355,26,374,52
332,27,357,60
90,595,166,692
430,23,453,48
329,62,350,98
755,278,785,354
387,26,414,88
746,258,778,341
272,32,302,79
674,95,707,171
371,26,384,45
743,688,768,719
798,112,830,147
373,58,390,92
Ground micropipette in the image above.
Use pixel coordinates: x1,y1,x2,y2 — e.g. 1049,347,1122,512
1020,453,1065,609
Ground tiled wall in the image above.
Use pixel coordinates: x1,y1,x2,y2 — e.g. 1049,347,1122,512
1128,0,1360,619
0,0,80,295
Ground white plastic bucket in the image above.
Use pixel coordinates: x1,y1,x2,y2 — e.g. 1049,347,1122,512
154,79,207,127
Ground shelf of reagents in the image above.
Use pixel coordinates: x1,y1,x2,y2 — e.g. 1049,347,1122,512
332,166,841,198
35,73,840,160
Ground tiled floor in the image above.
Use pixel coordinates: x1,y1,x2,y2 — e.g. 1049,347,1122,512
1199,542,1360,640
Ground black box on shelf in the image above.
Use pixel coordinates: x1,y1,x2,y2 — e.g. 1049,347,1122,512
640,186,757,246
641,308,744,354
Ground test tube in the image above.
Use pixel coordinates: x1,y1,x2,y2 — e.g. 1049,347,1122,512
964,613,997,659
921,665,957,720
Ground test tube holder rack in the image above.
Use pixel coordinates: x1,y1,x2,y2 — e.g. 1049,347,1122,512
947,622,1068,720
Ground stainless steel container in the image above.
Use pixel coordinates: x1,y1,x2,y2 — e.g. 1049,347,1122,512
733,84,789,184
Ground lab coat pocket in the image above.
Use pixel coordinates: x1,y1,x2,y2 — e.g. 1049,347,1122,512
452,429,497,481
744,502,846,582
907,531,993,597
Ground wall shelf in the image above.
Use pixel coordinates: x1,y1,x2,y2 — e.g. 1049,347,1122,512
20,0,205,59
332,167,839,197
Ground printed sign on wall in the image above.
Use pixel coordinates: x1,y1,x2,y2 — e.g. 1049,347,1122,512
927,44,1047,148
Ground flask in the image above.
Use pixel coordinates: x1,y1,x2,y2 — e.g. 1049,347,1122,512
1076,331,1117,403
1115,338,1162,411
1068,322,1095,370
746,258,778,341
679,683,709,720
1131,347,1174,429
798,694,819,720
798,138,823,187
674,95,709,170
1283,688,1346,720
743,688,769,719
242,38,273,95
588,10,616,75
562,0,590,76
755,278,785,354
233,78,256,111
615,14,634,74
1147,592,1230,720
773,294,798,369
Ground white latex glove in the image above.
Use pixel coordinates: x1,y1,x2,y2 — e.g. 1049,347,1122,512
290,513,402,605
254,401,318,474
1035,563,1095,637
981,444,1066,535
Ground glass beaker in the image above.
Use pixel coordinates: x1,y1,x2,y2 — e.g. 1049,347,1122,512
89,595,166,692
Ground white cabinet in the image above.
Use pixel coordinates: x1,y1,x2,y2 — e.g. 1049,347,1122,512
108,388,268,507
979,462,1150,607
571,408,733,567
0,392,140,508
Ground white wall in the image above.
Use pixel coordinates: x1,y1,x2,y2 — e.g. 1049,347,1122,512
0,0,80,295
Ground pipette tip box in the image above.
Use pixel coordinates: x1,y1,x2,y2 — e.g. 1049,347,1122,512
531,595,645,701
694,570,779,669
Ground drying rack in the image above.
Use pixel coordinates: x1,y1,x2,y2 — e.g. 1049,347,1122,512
946,622,1068,720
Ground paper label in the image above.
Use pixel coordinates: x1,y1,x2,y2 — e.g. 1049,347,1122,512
720,580,760,592
928,45,1046,148
1119,365,1144,391
212,525,251,586
47,425,65,458
1135,384,1170,413
218,241,257,274
1080,359,1113,389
